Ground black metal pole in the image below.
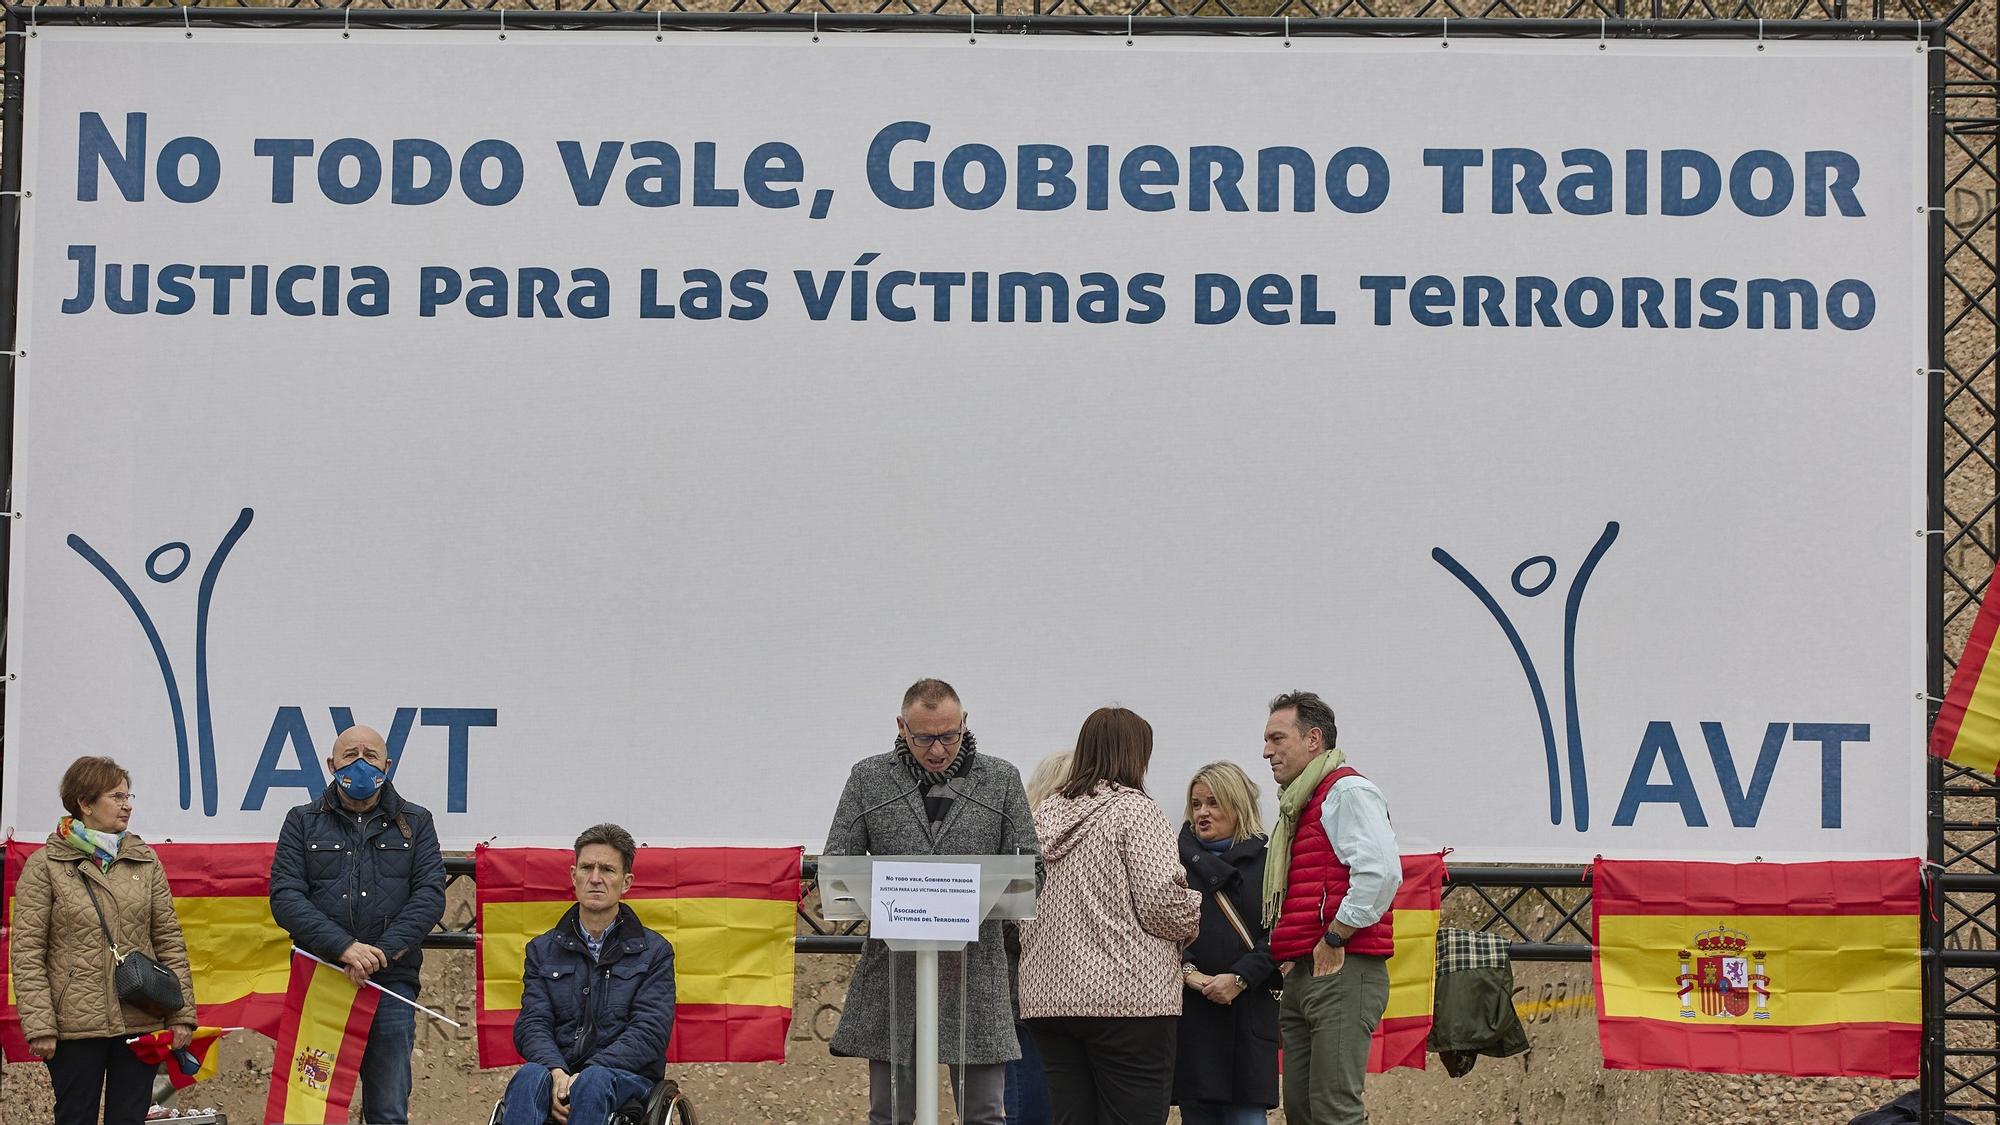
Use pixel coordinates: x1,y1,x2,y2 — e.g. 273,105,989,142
0,5,1936,39
0,0,29,882
1922,21,1949,1125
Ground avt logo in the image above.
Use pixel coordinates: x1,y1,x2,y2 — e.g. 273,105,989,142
67,507,498,816
1434,521,1868,833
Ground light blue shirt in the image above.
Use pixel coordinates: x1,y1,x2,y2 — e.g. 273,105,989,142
578,918,611,962
1319,773,1401,931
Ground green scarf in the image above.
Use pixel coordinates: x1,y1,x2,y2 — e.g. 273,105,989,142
1261,748,1347,928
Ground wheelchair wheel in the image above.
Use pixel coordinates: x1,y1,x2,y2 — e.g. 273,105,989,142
646,1078,693,1125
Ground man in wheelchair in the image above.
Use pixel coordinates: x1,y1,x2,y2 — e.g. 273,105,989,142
500,823,677,1125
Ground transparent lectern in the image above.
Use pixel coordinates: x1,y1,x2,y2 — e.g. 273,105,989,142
817,854,1038,1125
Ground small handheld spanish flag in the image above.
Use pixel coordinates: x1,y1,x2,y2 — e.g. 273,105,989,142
1931,560,2000,774
263,952,381,1124
127,1026,233,1088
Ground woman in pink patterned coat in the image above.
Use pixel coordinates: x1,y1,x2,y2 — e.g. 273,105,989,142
1017,707,1201,1125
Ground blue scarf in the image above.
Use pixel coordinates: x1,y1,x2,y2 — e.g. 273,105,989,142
1198,836,1234,855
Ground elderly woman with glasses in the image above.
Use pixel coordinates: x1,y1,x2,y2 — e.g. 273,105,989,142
13,756,197,1125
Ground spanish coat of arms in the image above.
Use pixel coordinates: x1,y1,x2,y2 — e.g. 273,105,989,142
1676,924,1772,1019
294,1046,333,1091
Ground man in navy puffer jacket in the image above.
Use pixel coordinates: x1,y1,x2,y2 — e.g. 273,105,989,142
503,823,677,1125
269,724,446,1125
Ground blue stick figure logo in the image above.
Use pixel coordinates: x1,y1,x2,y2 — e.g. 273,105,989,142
1432,521,1618,832
66,508,255,816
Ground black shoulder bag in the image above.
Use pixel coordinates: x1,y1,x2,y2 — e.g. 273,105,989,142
78,873,184,1019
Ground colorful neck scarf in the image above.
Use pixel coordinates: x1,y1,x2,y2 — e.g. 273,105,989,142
57,816,123,872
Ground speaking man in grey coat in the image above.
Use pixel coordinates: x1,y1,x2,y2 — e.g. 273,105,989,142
824,678,1042,1125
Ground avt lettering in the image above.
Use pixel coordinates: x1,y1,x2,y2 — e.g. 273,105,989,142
70,507,498,817
1436,522,1869,834
243,706,496,813
1612,721,1868,829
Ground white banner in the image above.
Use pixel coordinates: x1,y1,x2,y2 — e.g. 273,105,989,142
4,29,1927,861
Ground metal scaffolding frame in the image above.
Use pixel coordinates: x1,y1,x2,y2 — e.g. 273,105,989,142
0,0,1991,1118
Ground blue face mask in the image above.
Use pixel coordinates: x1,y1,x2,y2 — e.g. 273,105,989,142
333,757,386,801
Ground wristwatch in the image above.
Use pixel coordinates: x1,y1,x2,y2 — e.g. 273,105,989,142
1322,929,1349,949
1182,963,1199,977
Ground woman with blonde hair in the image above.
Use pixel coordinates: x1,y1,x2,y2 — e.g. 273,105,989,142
13,756,197,1125
1018,709,1199,1125
1172,762,1279,1125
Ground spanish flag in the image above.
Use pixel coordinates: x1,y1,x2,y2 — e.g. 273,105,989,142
1366,852,1444,1073
1,838,32,1061
3,840,290,1062
475,845,801,1066
263,952,381,1125
127,1026,232,1088
1592,858,1921,1077
1932,559,2000,773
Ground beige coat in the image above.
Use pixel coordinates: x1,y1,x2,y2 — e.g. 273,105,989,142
12,830,197,1041
1018,783,1201,1019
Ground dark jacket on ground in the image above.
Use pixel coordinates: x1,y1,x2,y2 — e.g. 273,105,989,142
268,782,446,990
1172,825,1280,1110
514,903,677,1082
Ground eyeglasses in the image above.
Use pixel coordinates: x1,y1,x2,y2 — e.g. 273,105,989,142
906,730,965,750
104,792,136,806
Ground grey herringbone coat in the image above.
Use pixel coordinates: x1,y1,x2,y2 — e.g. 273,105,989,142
823,750,1042,1065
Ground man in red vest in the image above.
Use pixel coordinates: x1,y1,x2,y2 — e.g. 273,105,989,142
1259,691,1401,1125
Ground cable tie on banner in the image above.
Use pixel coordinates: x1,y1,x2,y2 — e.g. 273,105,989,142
1918,204,1944,214
342,3,351,39
498,6,506,41
28,1,35,38
1440,16,1449,47
1283,16,1291,47
182,5,192,39
1126,13,1133,46
1755,18,1764,51
1917,691,1943,702
968,11,976,44
0,349,25,358
1916,528,1945,538
657,7,664,41
810,11,818,43
0,190,31,198
1598,15,1606,49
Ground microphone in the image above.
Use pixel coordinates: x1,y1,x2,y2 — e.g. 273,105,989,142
933,779,1023,850
834,782,922,838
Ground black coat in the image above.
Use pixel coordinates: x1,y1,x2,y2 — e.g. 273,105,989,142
1171,826,1280,1110
269,783,446,989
